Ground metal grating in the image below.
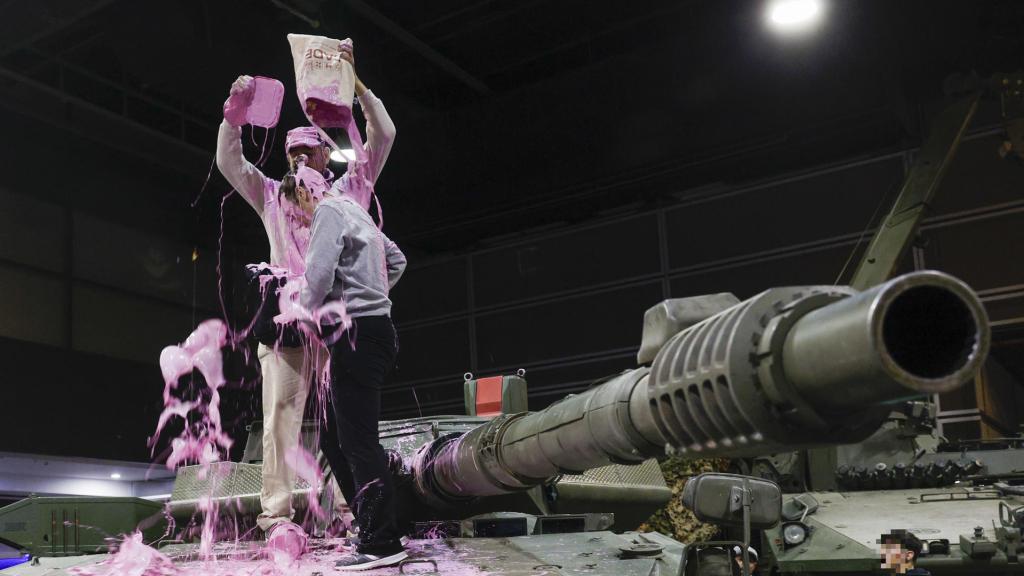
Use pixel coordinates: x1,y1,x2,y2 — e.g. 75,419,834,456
557,459,667,488
170,462,311,504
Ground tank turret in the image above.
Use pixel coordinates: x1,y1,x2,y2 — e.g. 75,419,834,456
410,270,989,508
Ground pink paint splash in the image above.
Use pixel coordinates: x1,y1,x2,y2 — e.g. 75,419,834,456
149,320,236,561
149,277,349,561
140,53,378,565
284,445,325,523
152,319,233,471
73,537,488,576
271,276,353,348
69,532,179,576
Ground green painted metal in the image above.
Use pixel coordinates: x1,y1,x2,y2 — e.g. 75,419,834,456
0,496,165,557
463,373,529,416
850,94,980,291
2,529,688,576
763,486,1024,574
767,518,879,573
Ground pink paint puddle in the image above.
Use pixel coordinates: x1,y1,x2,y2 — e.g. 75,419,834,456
71,537,488,576
69,532,178,576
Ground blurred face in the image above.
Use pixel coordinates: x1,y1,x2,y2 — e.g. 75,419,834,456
288,145,329,173
734,557,758,573
880,543,913,573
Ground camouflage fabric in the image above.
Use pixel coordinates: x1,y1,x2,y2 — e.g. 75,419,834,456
638,458,729,542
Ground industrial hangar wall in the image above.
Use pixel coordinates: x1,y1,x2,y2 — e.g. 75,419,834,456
387,128,1024,433
0,127,1021,462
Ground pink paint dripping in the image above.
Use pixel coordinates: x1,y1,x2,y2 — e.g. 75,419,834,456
150,319,234,561
72,536,488,576
68,532,179,576
284,445,325,523
189,156,218,209
271,276,353,347
153,319,233,471
149,271,350,562
133,43,391,570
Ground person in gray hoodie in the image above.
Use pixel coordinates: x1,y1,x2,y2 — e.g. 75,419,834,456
299,144,407,569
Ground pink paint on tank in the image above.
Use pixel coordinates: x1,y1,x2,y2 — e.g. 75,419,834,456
68,531,178,576
73,536,490,576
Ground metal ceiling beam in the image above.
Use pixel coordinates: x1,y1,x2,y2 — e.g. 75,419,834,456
29,49,214,128
486,1,691,78
343,0,491,95
0,0,118,56
0,65,211,176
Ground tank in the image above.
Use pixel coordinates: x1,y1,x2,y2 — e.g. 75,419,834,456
0,270,995,576
406,270,987,501
187,271,993,543
760,475,1024,575
741,398,1024,575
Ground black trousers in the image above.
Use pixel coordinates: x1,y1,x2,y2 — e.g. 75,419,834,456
320,315,401,555
319,410,356,517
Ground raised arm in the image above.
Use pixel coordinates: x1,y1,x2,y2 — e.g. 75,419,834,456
356,88,396,184
301,203,347,311
216,75,272,216
344,51,396,184
382,233,407,290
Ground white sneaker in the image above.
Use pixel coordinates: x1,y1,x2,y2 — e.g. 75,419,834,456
335,549,408,571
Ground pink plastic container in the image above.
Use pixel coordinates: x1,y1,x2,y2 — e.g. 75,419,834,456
223,76,285,128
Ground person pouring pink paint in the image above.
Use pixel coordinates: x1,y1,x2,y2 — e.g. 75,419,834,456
215,46,396,560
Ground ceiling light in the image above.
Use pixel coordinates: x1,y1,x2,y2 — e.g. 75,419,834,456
110,473,122,480
329,149,357,163
767,0,823,33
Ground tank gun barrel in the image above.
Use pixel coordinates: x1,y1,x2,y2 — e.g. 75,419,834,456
412,271,989,506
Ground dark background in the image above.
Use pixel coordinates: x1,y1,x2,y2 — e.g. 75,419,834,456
1,0,1022,463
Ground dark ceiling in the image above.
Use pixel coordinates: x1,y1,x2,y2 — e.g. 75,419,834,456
2,0,1023,255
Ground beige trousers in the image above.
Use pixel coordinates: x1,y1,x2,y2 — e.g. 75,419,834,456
256,343,326,532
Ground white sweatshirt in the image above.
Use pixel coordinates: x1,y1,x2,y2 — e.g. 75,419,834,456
215,91,396,275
